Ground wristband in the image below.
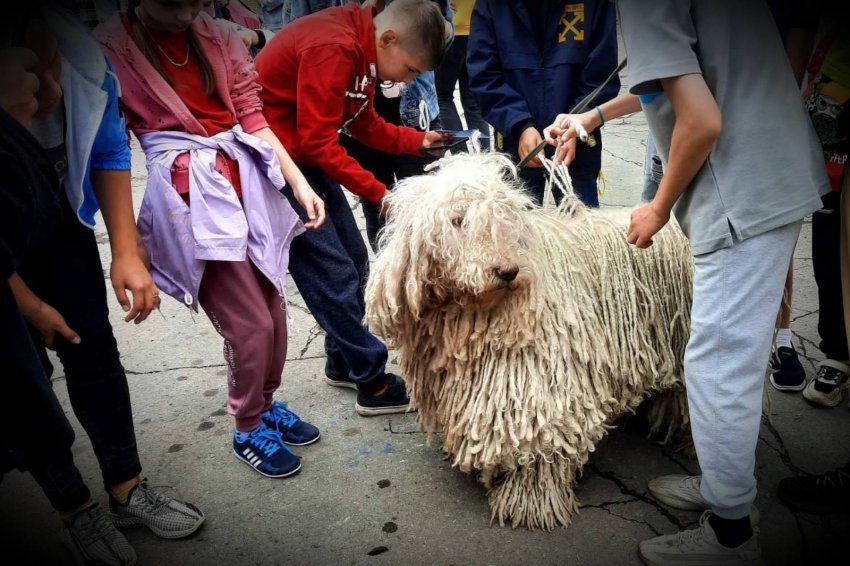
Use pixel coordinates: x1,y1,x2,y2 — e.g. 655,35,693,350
595,106,606,127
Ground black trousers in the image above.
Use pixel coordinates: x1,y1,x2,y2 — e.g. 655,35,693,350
340,87,439,252
17,200,141,489
0,279,91,512
813,191,848,360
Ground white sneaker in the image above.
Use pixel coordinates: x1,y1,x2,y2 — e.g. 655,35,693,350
647,475,760,525
639,511,761,566
802,359,850,407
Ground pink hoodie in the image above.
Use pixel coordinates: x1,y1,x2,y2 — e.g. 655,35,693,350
94,11,268,137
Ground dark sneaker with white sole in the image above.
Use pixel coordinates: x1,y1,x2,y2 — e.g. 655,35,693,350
60,504,137,566
802,359,850,407
777,461,850,514
233,422,301,478
355,373,414,416
325,352,357,389
769,346,807,392
109,479,204,539
262,401,321,446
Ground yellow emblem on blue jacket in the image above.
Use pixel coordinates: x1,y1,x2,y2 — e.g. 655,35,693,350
559,3,585,42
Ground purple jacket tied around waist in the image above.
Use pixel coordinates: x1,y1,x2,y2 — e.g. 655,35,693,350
138,127,305,310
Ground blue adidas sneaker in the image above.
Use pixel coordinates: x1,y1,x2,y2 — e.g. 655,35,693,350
233,423,301,478
262,401,321,446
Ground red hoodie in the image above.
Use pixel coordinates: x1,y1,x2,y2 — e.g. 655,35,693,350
255,4,426,204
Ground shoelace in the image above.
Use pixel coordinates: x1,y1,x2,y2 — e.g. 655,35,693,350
271,402,300,429
77,508,116,546
135,482,172,515
674,511,712,552
815,465,850,488
816,365,847,383
250,426,287,457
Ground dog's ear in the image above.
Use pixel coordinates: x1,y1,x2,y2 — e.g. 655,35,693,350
365,223,417,339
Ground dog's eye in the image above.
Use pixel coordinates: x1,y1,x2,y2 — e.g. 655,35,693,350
451,215,464,228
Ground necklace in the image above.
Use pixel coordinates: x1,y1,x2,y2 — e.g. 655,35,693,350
137,9,191,67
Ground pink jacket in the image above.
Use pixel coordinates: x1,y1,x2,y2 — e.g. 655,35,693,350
94,11,268,137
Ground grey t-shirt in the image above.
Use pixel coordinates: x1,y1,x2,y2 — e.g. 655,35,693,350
618,0,829,255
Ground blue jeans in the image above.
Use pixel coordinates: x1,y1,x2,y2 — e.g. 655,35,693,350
641,133,663,203
282,167,389,386
434,35,491,150
18,199,142,490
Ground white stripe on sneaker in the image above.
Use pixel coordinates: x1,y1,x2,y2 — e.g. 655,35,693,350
242,448,252,456
250,456,260,466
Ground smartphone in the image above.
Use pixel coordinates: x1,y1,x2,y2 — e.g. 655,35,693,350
425,129,489,153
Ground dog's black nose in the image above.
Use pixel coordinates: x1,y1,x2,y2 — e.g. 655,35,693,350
496,266,519,282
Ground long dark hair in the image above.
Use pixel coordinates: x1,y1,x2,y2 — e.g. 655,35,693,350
126,0,215,95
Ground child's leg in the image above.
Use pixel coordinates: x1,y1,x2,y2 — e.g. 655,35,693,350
254,262,287,408
198,259,278,431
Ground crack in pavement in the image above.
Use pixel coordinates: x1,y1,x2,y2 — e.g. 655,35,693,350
602,146,644,168
790,310,818,323
286,301,311,315
660,448,698,476
581,499,662,536
759,416,806,475
386,420,428,435
298,323,325,358
586,464,687,530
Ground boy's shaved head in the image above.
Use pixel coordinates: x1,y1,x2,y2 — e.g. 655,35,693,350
375,0,449,70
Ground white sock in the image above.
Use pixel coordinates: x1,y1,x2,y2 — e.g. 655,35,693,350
776,328,793,349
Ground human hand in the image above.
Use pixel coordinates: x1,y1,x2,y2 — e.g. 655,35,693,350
627,202,671,249
293,183,325,229
0,48,41,128
543,112,596,165
238,29,259,49
421,130,450,150
111,253,159,324
518,126,544,168
23,300,81,350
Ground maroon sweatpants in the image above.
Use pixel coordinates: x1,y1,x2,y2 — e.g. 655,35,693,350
198,259,287,430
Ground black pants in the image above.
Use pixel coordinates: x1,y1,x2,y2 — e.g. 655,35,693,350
17,200,141,489
813,191,849,360
340,86,439,252
0,279,91,512
434,34,491,151
282,167,389,386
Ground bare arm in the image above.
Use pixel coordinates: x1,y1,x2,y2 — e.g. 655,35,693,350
92,169,160,323
250,126,326,229
627,73,721,248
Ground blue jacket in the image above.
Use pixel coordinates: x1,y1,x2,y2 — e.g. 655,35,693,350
468,0,618,174
48,4,131,229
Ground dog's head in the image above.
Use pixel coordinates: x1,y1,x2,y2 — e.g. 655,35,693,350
366,154,536,332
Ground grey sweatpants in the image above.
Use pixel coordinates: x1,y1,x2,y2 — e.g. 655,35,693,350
687,220,802,519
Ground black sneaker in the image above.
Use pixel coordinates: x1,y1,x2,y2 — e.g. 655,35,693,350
355,373,414,416
325,352,357,390
769,346,807,392
777,462,850,514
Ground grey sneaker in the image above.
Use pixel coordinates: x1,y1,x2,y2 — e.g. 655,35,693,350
639,511,761,566
648,475,760,525
802,359,850,407
109,479,204,539
60,504,137,566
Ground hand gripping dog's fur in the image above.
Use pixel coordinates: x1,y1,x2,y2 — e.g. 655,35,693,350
365,153,693,530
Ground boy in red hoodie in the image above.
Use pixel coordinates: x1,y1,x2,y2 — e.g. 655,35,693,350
255,0,449,416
